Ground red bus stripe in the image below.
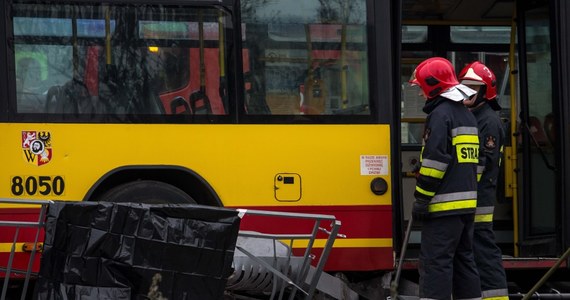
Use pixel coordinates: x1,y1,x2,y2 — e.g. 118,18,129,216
230,205,393,238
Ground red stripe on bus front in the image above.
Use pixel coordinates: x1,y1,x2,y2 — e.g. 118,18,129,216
0,205,395,272
230,205,393,239
0,252,41,277
301,246,394,271
0,208,45,245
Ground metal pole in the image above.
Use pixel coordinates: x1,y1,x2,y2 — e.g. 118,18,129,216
521,247,570,300
512,293,570,299
305,220,342,299
390,217,414,299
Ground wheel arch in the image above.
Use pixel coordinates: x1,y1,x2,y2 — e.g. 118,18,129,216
84,165,222,206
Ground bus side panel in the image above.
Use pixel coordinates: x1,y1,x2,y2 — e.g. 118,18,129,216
1,124,392,272
311,247,393,271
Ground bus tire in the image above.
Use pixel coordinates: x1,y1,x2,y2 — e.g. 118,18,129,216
98,180,196,204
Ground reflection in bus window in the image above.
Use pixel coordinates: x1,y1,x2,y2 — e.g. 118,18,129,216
12,4,228,118
241,0,370,115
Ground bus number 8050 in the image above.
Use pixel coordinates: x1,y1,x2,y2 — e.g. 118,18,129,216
11,176,65,196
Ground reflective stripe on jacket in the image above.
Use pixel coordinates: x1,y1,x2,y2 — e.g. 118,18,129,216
415,97,479,218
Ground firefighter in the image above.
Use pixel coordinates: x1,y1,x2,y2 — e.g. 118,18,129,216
459,61,508,300
409,57,482,300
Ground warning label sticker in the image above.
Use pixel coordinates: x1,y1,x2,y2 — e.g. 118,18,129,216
360,155,388,175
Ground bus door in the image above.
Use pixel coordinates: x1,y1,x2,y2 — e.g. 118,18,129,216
515,0,562,257
400,23,513,255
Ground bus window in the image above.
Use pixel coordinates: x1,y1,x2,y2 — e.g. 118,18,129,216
450,26,511,44
402,26,428,43
11,3,229,120
241,0,369,116
401,53,432,145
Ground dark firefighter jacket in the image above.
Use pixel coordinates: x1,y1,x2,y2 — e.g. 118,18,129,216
415,96,480,218
472,103,505,223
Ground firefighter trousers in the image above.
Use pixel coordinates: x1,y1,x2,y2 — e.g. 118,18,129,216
473,223,509,299
419,214,482,300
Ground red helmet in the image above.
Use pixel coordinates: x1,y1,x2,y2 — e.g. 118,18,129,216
409,57,459,99
458,61,497,100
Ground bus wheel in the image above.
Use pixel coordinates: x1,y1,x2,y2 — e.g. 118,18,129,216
97,180,196,204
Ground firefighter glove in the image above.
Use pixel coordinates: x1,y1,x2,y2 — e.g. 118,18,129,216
412,198,430,221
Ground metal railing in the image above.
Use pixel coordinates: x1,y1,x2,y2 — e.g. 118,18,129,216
0,200,341,300
0,198,52,300
227,209,342,300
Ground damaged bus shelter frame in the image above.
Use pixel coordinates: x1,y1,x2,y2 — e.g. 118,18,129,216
0,199,342,300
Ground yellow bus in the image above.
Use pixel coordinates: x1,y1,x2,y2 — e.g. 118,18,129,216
0,0,396,273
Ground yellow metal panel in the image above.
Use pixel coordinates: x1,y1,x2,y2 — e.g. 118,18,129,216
1,123,392,207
